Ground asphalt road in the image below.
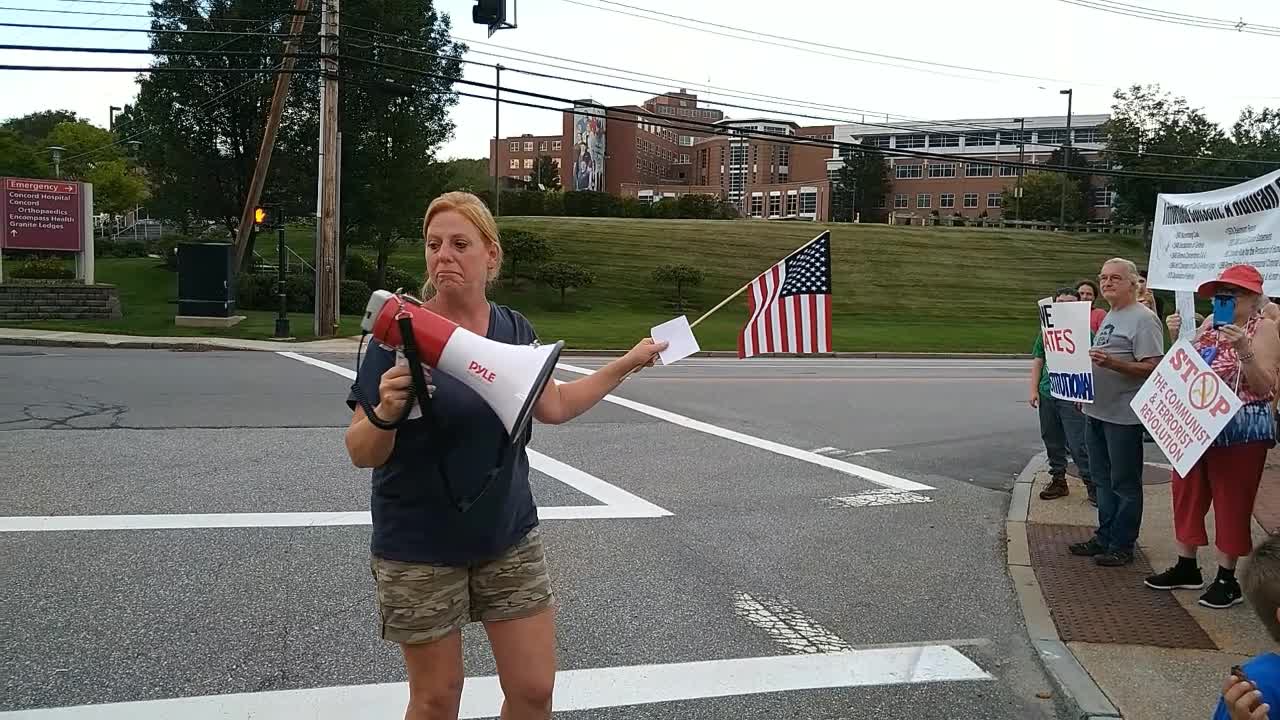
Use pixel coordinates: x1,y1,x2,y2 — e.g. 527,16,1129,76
0,346,1063,719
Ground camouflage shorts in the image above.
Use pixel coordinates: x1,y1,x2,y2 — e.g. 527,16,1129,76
370,527,555,645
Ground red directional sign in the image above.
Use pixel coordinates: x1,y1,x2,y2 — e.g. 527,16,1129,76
1,177,83,251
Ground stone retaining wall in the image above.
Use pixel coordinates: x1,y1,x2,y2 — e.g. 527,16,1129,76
0,283,122,321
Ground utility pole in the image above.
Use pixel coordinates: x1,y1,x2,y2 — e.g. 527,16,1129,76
493,63,502,217
1013,117,1025,222
232,0,311,272
315,0,340,337
1059,88,1073,230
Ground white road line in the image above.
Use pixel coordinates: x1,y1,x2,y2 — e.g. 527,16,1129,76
278,350,355,380
811,446,841,455
849,448,891,457
0,448,670,532
826,490,934,508
0,645,991,719
733,592,852,654
557,362,932,492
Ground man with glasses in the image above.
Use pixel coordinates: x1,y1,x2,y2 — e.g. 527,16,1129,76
1068,258,1165,567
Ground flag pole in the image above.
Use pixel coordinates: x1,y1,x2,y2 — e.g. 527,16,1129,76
689,230,829,329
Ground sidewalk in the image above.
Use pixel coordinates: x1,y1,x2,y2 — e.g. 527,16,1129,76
1009,451,1280,720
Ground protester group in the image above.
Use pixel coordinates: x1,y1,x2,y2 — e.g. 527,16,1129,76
1030,257,1280,720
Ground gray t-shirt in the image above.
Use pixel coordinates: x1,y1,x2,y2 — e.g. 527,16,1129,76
1084,302,1165,425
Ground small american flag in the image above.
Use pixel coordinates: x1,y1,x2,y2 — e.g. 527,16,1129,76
737,232,833,358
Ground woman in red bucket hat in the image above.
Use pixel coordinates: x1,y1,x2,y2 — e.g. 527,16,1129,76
1147,264,1280,608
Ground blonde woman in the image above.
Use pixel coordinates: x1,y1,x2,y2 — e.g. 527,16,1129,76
344,191,665,720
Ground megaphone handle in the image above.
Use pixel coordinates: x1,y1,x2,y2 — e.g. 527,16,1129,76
398,314,435,415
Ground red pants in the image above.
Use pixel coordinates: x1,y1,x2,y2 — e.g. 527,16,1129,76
1172,442,1269,558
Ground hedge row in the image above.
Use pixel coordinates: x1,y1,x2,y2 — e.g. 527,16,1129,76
471,189,739,220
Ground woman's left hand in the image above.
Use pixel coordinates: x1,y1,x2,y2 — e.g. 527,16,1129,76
1219,324,1251,352
623,338,669,372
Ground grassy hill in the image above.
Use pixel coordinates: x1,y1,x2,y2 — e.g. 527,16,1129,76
0,218,1148,352
391,218,1148,353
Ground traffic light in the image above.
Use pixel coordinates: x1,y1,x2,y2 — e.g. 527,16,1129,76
254,206,268,226
472,0,511,37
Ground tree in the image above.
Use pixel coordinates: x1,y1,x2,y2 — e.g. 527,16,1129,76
0,130,45,177
538,262,595,306
2,110,80,146
1102,84,1230,223
42,121,123,179
442,157,490,192
85,159,150,215
1001,171,1089,223
530,155,561,190
502,229,552,285
1230,107,1280,169
830,149,890,222
651,263,703,311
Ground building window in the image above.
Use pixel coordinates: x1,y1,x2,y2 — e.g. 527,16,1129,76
523,141,534,152
539,141,548,152
509,159,519,169
1075,128,1103,144
966,163,994,177
965,132,997,147
523,158,533,169
917,193,931,209
508,141,519,152
750,194,763,217
777,145,790,168
1094,186,1116,207
799,189,817,216
1001,130,1031,144
1000,165,1022,177
895,164,924,179
928,134,960,148
768,193,782,217
786,192,798,216
897,134,926,149
928,163,956,178
895,194,909,209
680,135,694,146
940,193,955,208
1038,129,1068,145
864,136,891,149
987,193,1002,208
552,140,562,151
963,193,979,208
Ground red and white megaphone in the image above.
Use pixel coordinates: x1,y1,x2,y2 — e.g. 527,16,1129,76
360,289,564,441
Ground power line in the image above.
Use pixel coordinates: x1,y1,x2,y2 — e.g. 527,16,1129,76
341,22,1280,167
0,63,310,72
51,0,154,5
0,20,309,38
561,0,1103,87
0,42,325,60
0,5,274,23
1055,0,1280,37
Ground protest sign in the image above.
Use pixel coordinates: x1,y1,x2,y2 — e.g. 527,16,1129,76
1146,168,1280,294
1038,300,1094,403
1130,339,1242,477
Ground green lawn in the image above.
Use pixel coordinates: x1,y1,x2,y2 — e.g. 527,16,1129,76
1,218,1149,351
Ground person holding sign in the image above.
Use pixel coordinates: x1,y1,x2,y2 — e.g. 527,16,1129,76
1067,258,1165,567
1031,287,1095,503
1145,264,1280,609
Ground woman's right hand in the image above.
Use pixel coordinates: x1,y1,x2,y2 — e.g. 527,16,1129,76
376,364,414,417
1166,313,1181,337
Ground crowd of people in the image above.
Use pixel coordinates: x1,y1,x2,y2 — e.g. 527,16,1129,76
1031,258,1280,719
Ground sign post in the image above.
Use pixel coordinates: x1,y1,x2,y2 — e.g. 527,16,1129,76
1130,339,1243,477
1038,299,1094,403
0,176,94,283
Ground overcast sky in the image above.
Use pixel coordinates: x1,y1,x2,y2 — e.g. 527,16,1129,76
2,0,1277,161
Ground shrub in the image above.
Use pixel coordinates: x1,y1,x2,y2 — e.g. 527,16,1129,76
651,264,704,311
10,256,73,280
340,279,371,315
235,272,315,313
537,261,595,306
502,229,552,284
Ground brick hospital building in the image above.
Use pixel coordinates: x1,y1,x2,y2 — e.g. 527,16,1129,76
490,90,1113,223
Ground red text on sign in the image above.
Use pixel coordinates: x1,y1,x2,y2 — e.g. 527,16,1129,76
1042,328,1076,354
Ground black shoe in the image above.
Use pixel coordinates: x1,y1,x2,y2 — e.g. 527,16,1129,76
1199,578,1244,609
1145,564,1204,590
1069,538,1105,556
1095,550,1135,567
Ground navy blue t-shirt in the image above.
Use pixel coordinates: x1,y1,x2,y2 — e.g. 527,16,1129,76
346,303,540,565
1213,653,1280,720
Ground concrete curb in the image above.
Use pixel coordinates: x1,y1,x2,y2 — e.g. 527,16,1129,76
1007,452,1122,719
0,331,1033,359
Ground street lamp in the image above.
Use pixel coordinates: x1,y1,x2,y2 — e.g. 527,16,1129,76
1059,88,1073,229
109,105,122,132
1012,117,1026,222
46,146,64,178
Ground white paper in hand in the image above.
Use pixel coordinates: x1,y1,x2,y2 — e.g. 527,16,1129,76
651,315,700,365
1175,291,1196,341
